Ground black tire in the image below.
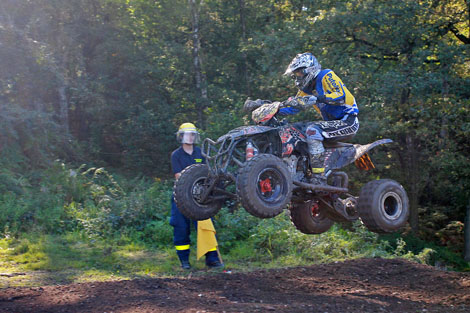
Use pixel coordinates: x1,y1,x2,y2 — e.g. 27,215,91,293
173,164,222,221
237,154,292,218
290,200,334,234
358,179,409,233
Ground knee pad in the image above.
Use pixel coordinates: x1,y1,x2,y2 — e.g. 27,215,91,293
306,124,324,142
306,125,324,155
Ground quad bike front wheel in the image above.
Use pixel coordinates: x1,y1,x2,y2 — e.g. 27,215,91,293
358,179,409,233
290,200,334,234
237,154,292,218
173,164,222,221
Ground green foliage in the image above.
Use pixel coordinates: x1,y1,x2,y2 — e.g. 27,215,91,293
384,233,469,271
0,162,173,247
248,217,392,262
214,208,450,267
216,208,469,271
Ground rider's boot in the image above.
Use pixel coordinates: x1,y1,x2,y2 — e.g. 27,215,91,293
309,153,327,185
307,138,327,185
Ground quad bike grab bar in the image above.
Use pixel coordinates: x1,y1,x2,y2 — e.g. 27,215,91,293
202,136,245,174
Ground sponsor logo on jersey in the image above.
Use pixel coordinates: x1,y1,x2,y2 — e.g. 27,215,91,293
326,73,341,93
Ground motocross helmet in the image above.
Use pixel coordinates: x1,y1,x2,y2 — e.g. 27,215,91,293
176,122,200,144
284,52,321,90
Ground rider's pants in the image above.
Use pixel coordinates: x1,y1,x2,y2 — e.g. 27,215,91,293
305,114,359,174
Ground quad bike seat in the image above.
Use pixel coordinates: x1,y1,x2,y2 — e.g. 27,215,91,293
323,133,356,148
323,141,354,148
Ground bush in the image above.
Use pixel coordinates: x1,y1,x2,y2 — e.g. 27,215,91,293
0,162,174,246
1,161,468,273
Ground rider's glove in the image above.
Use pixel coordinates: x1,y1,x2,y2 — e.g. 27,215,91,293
301,96,318,107
243,98,268,112
283,96,300,107
284,96,317,109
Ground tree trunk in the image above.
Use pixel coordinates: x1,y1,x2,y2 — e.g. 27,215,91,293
56,10,71,134
464,199,470,261
398,86,420,234
58,84,69,134
237,0,251,95
406,133,420,233
189,0,208,128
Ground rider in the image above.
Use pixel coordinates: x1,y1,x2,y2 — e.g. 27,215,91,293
170,122,223,269
246,52,359,184
282,52,359,183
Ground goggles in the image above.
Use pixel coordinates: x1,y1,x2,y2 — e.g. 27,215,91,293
291,68,306,80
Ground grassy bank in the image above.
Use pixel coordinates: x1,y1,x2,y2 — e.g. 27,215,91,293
0,163,468,287
1,213,465,288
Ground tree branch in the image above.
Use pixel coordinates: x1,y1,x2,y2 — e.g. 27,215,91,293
449,24,470,44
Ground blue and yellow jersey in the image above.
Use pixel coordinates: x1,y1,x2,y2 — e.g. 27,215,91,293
281,69,358,121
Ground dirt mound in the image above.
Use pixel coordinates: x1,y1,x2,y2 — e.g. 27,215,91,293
1,258,469,312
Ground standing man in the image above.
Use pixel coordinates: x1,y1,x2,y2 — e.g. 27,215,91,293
170,122,224,269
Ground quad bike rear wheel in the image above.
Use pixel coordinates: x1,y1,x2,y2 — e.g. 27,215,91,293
237,154,292,218
358,179,409,233
290,200,334,234
173,164,222,221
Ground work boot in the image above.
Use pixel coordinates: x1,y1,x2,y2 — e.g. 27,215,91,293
180,260,191,270
205,250,224,268
206,260,224,269
176,249,191,270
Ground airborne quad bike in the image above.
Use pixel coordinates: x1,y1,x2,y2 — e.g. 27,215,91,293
174,101,409,234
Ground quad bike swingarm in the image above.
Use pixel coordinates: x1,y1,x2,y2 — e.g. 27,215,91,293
293,171,359,222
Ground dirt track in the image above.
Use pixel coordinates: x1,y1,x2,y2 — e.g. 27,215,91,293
1,258,469,313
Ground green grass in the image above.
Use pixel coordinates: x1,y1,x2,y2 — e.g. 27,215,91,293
0,162,468,287
0,233,180,287
2,211,469,288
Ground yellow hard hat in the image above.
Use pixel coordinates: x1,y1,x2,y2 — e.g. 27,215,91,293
177,122,200,144
178,122,197,132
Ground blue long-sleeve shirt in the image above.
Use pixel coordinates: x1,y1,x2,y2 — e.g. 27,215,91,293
279,69,358,121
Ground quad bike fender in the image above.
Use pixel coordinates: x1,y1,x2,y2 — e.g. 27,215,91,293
279,125,306,157
325,139,392,170
217,125,275,142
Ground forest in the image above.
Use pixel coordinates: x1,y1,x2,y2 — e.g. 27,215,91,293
0,0,469,281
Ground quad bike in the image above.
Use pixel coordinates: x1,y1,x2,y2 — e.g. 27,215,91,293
174,101,409,234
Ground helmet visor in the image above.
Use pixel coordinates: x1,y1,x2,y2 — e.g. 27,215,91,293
291,68,307,87
177,131,200,144
293,68,305,77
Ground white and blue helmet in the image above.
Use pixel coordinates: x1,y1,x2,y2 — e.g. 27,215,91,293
284,52,321,89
